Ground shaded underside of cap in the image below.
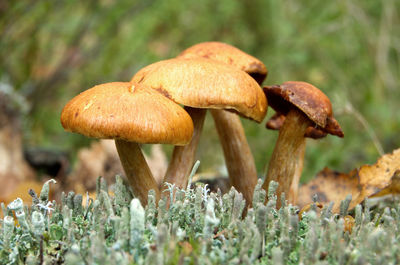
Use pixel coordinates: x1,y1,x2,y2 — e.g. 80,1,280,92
266,112,328,139
265,112,286,130
131,58,267,123
178,42,268,84
61,82,194,145
264,81,343,137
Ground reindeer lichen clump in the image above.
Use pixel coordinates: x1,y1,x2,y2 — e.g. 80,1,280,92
1,177,399,264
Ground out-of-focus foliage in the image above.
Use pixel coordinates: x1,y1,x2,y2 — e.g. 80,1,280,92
1,0,399,181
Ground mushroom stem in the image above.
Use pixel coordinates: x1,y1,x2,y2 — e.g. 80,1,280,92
262,108,311,207
288,139,306,205
115,140,160,206
163,107,207,190
211,109,258,205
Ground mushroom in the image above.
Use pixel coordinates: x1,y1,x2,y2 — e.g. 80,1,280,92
131,58,267,204
265,112,328,204
60,82,194,205
178,42,267,84
177,42,268,204
261,81,343,207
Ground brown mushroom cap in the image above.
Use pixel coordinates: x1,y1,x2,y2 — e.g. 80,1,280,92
61,82,194,145
178,42,268,84
266,112,328,139
131,58,267,123
263,81,343,137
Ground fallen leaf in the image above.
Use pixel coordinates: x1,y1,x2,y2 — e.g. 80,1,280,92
298,148,400,212
343,215,355,233
297,168,358,212
298,202,323,220
372,170,400,197
0,180,50,205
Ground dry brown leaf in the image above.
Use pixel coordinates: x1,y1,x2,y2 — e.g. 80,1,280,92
298,202,323,220
298,148,400,212
297,168,359,212
372,170,400,197
343,215,355,233
0,180,52,205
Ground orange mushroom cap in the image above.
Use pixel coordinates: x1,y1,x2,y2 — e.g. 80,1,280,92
131,58,267,123
178,41,268,84
61,82,194,145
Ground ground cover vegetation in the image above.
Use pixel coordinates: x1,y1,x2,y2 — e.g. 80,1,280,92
2,177,400,264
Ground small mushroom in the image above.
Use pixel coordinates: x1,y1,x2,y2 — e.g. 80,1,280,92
266,112,328,204
60,82,194,205
262,81,343,207
178,42,267,84
177,42,268,204
131,58,267,203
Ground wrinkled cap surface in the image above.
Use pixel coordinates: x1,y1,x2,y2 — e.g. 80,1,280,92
264,81,343,137
131,58,267,123
178,42,268,84
61,82,194,145
266,112,328,139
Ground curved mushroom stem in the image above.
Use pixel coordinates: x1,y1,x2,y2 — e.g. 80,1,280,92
115,140,160,206
211,109,258,205
288,139,306,205
163,107,206,190
262,108,312,208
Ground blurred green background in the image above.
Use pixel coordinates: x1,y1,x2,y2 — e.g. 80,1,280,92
1,0,399,182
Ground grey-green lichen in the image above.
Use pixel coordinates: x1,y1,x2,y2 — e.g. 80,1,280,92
1,175,400,264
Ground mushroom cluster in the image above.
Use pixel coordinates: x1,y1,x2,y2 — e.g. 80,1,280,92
61,42,343,208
